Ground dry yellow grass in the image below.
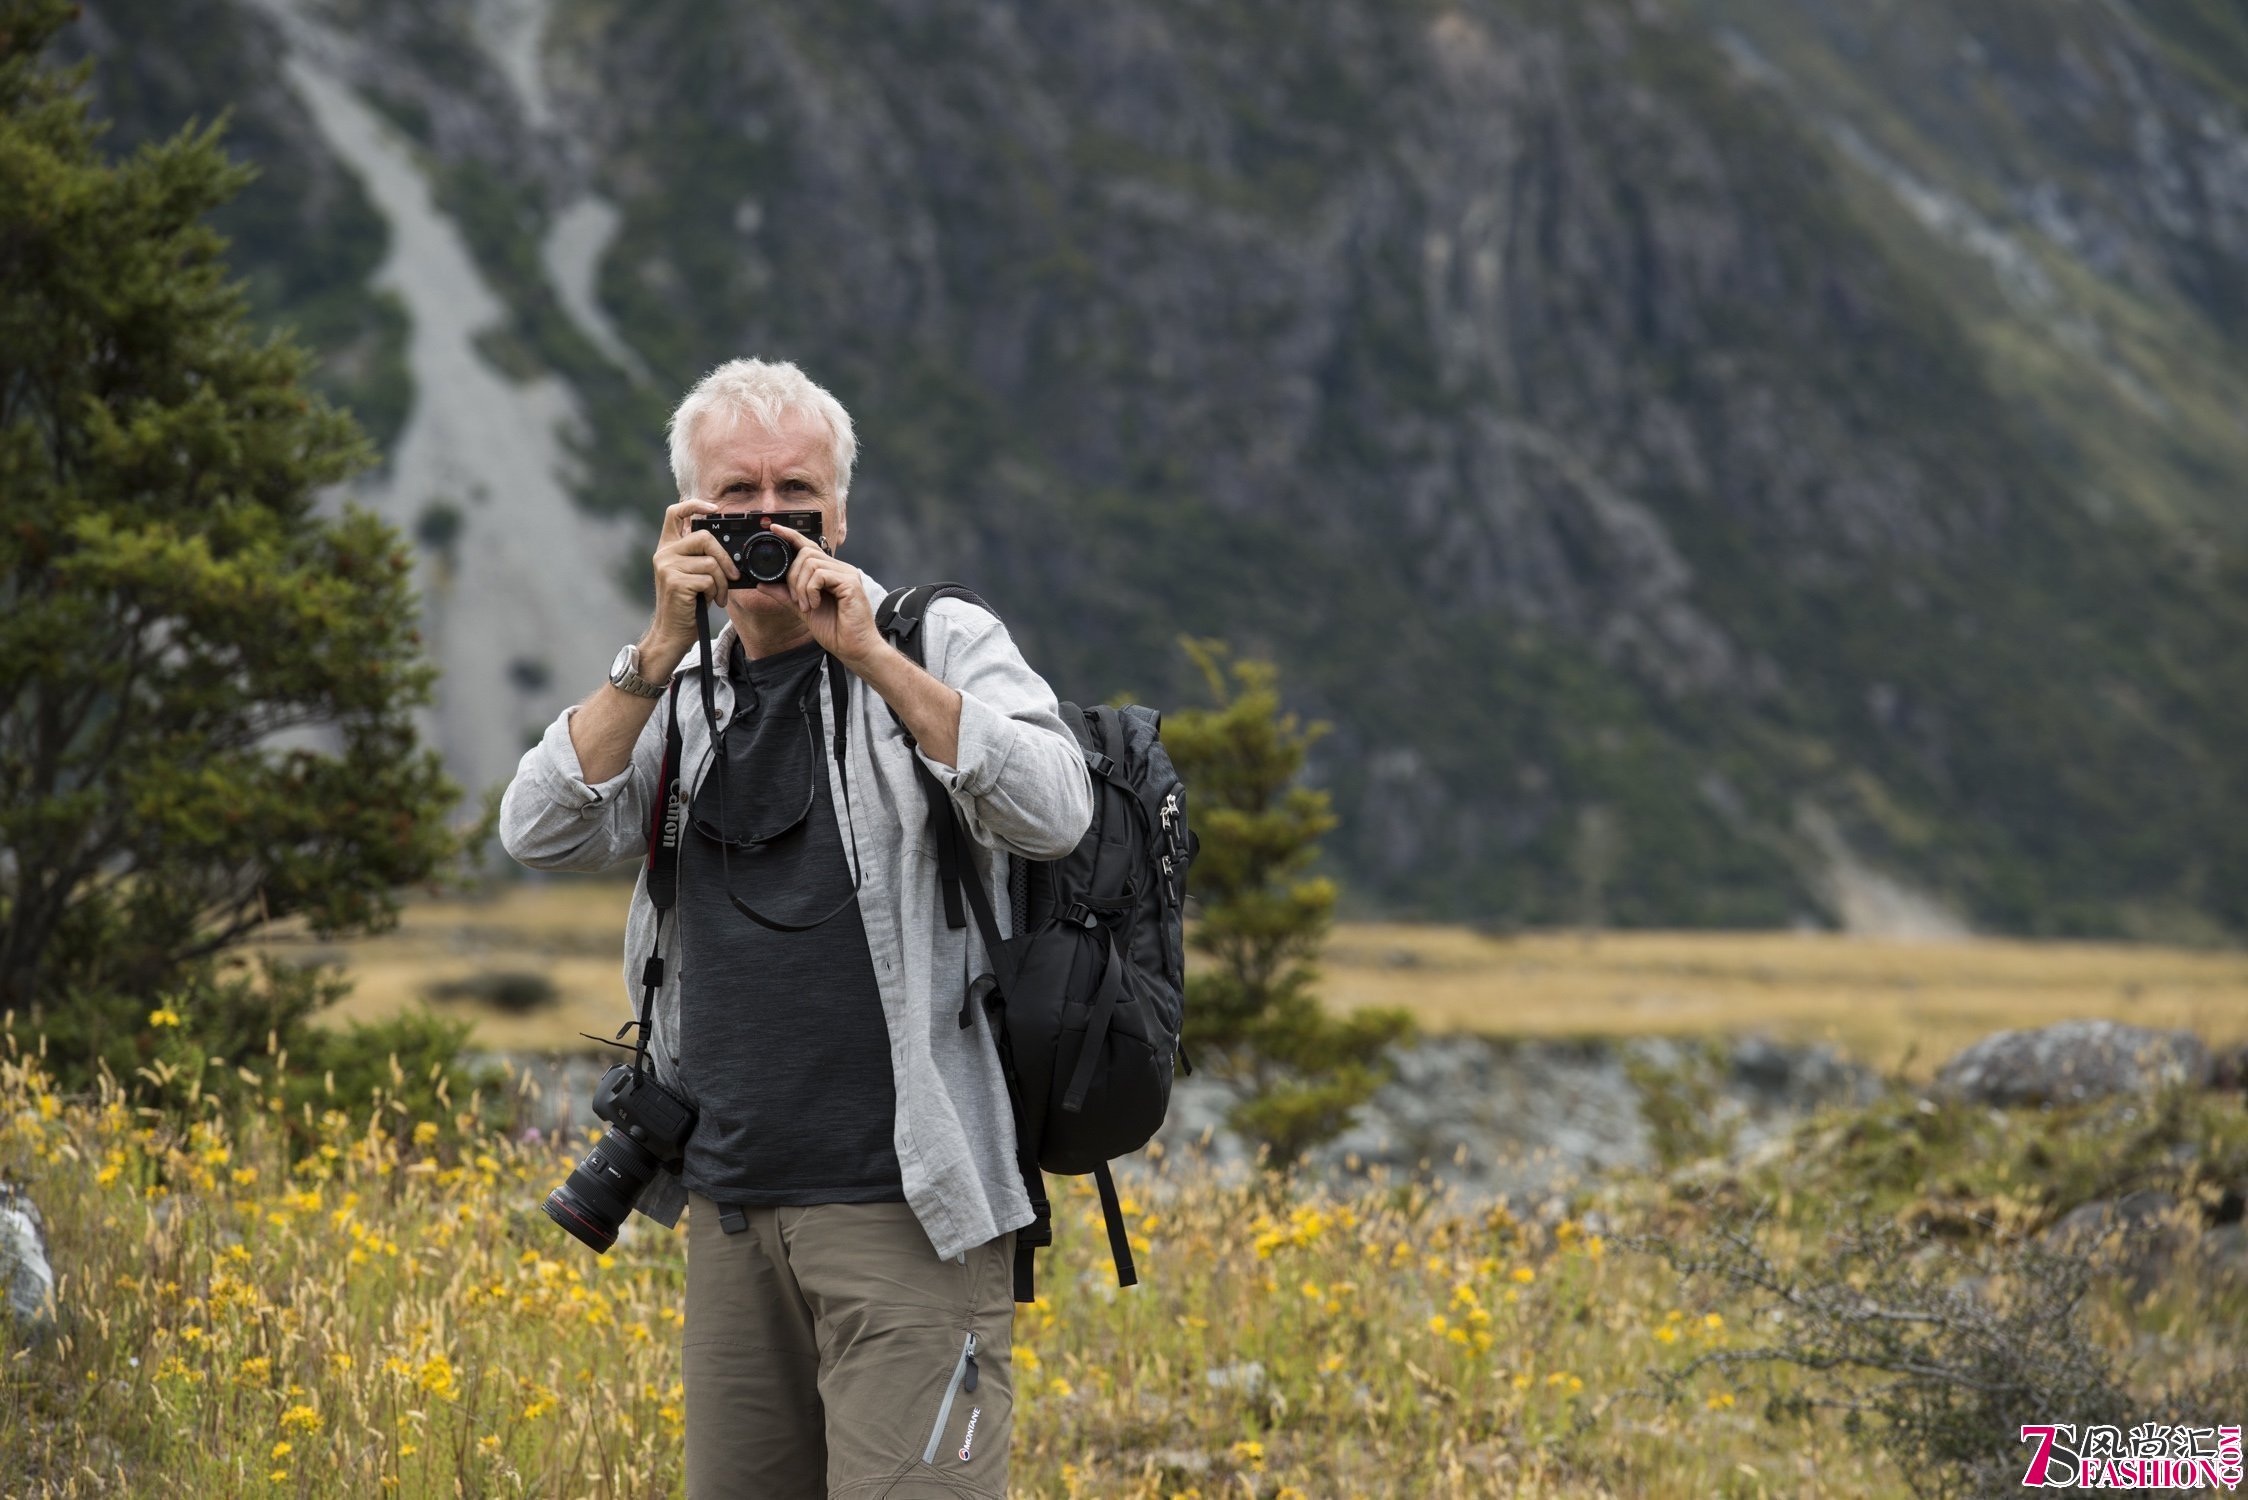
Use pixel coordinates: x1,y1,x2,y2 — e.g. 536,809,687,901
1323,924,2248,1075
0,1030,1903,1497
284,882,2248,1076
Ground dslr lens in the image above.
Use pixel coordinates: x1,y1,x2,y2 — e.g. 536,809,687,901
543,1128,661,1253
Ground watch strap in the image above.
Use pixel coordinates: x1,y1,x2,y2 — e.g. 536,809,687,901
610,644,668,700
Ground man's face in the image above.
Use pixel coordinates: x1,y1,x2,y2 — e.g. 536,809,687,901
691,406,845,621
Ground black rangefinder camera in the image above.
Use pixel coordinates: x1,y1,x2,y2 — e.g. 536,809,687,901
691,509,824,586
542,1062,697,1254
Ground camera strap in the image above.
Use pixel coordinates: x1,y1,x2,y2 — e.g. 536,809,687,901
607,602,865,1069
699,601,864,932
604,672,690,1083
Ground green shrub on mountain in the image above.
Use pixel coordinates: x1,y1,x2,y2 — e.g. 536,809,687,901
1162,640,1412,1167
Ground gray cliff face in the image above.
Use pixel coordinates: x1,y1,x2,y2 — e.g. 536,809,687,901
71,0,2248,935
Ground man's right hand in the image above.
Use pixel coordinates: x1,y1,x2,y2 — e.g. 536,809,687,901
641,498,737,679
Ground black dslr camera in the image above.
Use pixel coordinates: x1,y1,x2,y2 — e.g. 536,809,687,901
542,1062,697,1254
691,509,825,586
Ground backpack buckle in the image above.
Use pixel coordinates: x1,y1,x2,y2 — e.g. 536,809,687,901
1084,750,1115,780
1060,901,1097,928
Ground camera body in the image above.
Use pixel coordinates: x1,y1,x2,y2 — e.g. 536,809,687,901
591,1061,696,1159
692,509,825,586
542,1062,698,1254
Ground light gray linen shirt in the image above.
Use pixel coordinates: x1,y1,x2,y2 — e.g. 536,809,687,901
497,572,1093,1261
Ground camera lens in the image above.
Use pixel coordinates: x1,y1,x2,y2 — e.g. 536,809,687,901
543,1127,662,1253
743,530,792,584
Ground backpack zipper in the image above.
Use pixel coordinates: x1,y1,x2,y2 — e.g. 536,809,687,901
920,1330,978,1464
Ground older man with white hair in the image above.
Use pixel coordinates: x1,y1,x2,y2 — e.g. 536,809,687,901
499,358,1091,1498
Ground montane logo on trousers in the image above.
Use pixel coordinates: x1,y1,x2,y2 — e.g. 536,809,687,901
958,1406,980,1462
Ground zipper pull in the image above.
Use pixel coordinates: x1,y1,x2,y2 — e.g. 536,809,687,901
962,1332,979,1393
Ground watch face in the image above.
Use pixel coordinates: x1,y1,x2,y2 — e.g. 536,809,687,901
611,645,637,682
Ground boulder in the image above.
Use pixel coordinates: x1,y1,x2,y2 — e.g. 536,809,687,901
2191,1223,2248,1288
2039,1191,2199,1298
1933,1021,2209,1107
1152,1033,1877,1202
0,1180,57,1347
2209,1043,2248,1095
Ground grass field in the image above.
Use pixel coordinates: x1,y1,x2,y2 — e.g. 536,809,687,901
289,880,2248,1076
9,1012,2243,1497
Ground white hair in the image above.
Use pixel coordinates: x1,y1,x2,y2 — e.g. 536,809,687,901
666,358,858,500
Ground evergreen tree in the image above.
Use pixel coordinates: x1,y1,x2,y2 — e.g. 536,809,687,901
0,0,457,1092
1164,639,1412,1167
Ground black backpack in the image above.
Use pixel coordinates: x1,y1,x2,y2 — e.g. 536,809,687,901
876,583,1196,1301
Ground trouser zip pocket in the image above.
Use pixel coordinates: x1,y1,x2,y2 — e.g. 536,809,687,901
920,1330,978,1464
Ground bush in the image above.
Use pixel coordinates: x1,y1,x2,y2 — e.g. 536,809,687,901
425,971,559,1015
1639,1204,2244,1499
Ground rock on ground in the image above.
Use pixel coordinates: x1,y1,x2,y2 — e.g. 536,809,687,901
0,1180,57,1348
1933,1020,2210,1107
1156,1033,1877,1206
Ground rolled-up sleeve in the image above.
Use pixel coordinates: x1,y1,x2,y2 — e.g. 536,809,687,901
498,701,666,872
916,604,1093,860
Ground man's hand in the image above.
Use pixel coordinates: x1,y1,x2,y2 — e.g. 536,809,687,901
762,522,883,669
566,498,733,784
642,498,738,678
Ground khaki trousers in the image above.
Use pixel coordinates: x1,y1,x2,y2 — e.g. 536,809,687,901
682,1191,1016,1498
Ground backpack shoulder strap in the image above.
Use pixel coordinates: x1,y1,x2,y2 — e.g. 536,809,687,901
875,583,998,672
876,583,1003,942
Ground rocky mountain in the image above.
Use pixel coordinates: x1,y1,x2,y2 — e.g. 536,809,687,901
67,0,2248,937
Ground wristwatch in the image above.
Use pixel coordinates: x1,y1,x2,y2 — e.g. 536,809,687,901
607,642,670,700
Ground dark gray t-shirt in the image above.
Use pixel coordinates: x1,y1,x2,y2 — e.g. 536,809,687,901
674,637,903,1206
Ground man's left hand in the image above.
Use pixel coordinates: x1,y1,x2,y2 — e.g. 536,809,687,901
761,522,887,670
